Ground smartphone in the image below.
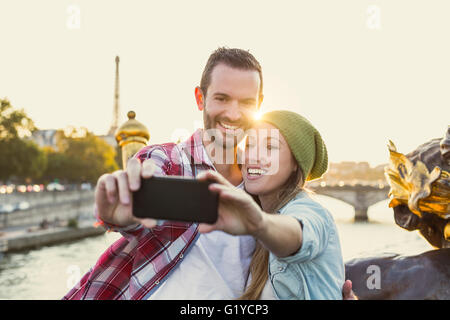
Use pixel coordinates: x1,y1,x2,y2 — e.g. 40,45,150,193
132,175,218,224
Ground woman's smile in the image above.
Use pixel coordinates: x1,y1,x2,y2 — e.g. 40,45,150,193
245,166,268,180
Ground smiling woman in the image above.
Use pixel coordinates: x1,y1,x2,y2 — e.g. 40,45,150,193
195,110,345,300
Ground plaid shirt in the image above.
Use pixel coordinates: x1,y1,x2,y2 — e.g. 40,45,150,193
63,129,215,300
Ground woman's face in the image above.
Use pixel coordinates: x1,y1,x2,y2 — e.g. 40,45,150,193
242,122,298,196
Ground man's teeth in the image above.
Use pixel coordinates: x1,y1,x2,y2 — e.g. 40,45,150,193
248,168,266,175
220,122,240,130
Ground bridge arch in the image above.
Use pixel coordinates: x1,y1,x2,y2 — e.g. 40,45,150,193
308,184,390,221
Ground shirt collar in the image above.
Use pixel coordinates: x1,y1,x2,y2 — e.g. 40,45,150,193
180,128,215,168
181,129,245,187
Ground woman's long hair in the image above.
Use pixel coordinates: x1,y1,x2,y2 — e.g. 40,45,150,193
238,166,305,300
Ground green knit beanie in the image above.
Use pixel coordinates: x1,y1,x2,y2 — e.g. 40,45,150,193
259,110,328,181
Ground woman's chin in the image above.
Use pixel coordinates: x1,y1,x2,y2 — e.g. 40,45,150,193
243,177,269,195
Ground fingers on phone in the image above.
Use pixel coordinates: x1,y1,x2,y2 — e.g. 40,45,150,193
197,171,218,184
104,174,118,204
196,171,208,180
198,223,216,234
198,170,233,187
141,159,156,179
113,171,131,205
208,183,226,193
139,218,157,229
127,158,142,191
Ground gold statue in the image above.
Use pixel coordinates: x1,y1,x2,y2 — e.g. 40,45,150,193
384,126,450,247
115,111,150,169
385,140,449,220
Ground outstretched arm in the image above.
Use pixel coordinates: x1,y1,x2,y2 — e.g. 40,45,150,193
197,170,359,300
197,170,302,258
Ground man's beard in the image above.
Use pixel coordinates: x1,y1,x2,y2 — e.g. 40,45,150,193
202,105,248,150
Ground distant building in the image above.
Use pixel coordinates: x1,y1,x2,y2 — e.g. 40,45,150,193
97,134,117,148
30,129,61,149
321,161,387,184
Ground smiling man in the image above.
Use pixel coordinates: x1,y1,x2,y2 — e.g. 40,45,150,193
197,58,263,186
63,47,354,300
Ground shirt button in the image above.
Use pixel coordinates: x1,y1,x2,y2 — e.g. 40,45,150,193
278,266,283,271
155,280,160,285
179,253,184,259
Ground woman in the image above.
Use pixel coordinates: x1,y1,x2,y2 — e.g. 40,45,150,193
197,110,345,300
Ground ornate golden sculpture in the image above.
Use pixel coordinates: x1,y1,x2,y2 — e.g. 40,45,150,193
115,111,150,169
384,140,449,222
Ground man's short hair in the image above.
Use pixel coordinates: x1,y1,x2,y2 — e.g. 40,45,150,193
200,47,263,98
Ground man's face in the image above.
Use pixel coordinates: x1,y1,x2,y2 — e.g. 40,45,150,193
201,64,261,150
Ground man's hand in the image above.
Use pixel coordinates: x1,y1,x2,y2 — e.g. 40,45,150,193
95,157,158,229
342,280,358,300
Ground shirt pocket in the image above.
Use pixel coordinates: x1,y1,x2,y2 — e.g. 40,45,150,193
269,258,302,300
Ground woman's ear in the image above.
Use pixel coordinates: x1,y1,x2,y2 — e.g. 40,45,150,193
195,86,205,111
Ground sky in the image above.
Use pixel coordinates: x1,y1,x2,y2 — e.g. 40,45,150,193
0,0,449,167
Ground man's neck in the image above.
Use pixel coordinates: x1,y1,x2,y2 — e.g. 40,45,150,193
214,162,243,187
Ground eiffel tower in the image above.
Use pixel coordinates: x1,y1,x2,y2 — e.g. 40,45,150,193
108,56,120,136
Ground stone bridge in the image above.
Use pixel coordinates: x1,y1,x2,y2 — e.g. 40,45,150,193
308,183,390,221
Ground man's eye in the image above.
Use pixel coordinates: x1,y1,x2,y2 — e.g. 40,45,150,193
241,101,256,108
215,97,226,102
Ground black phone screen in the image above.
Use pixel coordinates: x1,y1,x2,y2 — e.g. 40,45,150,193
132,175,218,224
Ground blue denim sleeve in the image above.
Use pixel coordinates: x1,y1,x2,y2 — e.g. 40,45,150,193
277,201,330,264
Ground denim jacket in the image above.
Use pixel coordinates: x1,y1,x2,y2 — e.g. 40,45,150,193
268,191,345,300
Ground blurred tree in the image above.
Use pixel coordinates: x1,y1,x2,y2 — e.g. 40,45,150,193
0,99,47,181
42,147,70,183
0,98,119,183
43,130,119,184
0,98,36,139
115,145,123,170
0,138,48,181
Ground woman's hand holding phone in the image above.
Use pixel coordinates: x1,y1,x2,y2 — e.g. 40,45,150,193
196,170,266,237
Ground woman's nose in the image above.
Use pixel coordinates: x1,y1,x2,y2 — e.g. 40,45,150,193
245,146,260,166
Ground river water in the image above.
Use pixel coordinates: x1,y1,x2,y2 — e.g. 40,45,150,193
0,196,434,300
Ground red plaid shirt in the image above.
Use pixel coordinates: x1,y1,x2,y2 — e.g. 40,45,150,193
63,129,215,300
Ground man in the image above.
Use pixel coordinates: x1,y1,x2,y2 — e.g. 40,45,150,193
64,47,354,300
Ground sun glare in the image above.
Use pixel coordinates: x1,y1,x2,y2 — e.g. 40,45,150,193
253,110,263,121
